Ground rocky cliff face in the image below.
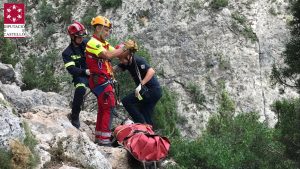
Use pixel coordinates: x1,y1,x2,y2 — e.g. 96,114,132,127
106,0,298,136
0,0,298,168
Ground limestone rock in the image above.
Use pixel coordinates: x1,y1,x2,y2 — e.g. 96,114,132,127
0,104,25,150
23,106,112,169
0,83,68,113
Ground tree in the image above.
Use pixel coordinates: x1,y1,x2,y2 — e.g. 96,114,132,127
271,0,300,91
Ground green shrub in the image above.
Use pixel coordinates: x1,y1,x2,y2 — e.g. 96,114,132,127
230,12,258,43
0,123,39,169
232,12,246,25
186,82,206,107
23,122,39,168
154,87,180,137
0,148,12,169
0,18,19,67
22,52,61,92
218,90,235,119
36,0,56,26
99,0,122,11
81,7,97,33
58,0,79,24
272,99,300,167
210,0,229,9
242,26,258,42
44,24,56,37
169,112,297,169
0,38,18,67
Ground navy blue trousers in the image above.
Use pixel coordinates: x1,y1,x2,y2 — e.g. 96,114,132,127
122,87,162,126
71,77,88,120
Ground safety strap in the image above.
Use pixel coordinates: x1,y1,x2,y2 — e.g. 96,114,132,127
92,79,113,97
133,56,143,84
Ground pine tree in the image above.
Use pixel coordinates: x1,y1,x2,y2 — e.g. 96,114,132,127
271,0,300,91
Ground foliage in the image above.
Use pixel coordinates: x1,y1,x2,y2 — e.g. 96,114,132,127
58,0,79,24
36,0,56,26
231,12,258,43
186,82,206,107
0,123,39,169
23,122,39,168
0,18,19,67
218,89,235,119
271,0,300,91
0,148,12,169
210,0,229,9
154,87,180,137
272,99,300,167
44,24,56,37
169,112,297,169
22,52,61,92
231,12,246,25
99,0,122,11
81,7,97,33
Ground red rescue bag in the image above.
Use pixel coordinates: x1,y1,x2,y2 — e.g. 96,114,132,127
114,123,154,143
113,123,170,162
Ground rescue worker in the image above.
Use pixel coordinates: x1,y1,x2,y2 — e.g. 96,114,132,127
114,43,162,127
62,21,90,129
85,15,137,146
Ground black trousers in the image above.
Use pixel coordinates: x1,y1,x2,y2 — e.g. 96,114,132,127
122,87,162,126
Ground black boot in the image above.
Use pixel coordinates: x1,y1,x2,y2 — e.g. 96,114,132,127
67,113,80,129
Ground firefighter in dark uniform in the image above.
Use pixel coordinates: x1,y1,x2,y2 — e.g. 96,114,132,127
62,21,90,129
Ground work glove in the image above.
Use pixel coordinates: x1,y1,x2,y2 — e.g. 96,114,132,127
85,69,90,75
135,84,143,100
124,39,138,52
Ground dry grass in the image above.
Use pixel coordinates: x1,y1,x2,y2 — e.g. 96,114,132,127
9,139,32,169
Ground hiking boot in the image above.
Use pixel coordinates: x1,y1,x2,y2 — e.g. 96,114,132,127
94,139,112,147
67,113,80,129
97,143,112,147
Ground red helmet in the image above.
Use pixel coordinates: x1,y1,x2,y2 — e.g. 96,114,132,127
67,21,87,36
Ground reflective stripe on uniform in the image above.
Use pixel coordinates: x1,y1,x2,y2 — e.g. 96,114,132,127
86,37,115,57
86,38,103,56
64,61,75,68
95,137,111,144
71,55,81,60
95,131,112,137
75,83,86,88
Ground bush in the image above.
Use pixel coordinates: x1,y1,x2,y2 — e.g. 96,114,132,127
186,82,206,107
0,148,12,169
0,123,39,169
272,99,300,167
81,7,97,33
154,87,180,137
58,0,79,24
36,0,56,26
99,0,122,11
22,52,61,92
0,18,19,67
23,122,39,168
210,0,229,9
170,112,297,169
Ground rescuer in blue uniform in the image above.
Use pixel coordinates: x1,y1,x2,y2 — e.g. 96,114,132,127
62,21,90,129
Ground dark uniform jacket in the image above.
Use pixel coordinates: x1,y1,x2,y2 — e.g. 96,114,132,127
62,38,89,85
